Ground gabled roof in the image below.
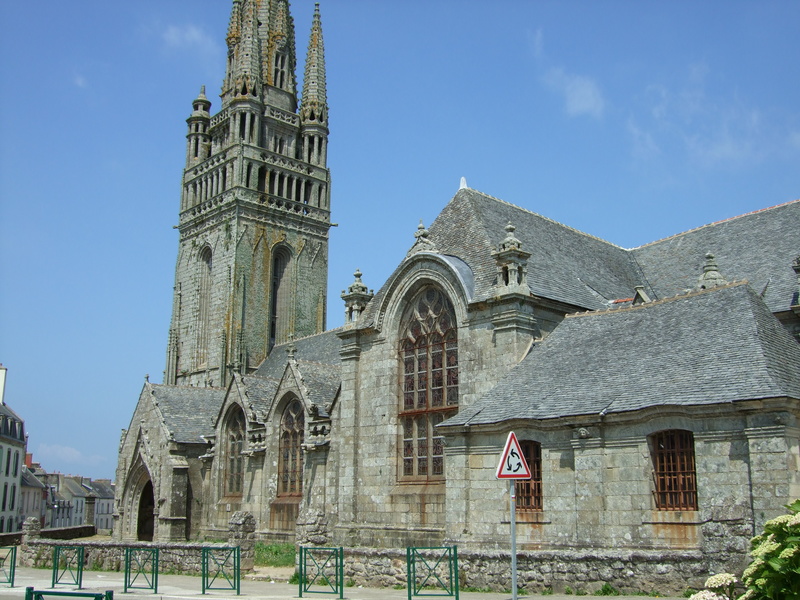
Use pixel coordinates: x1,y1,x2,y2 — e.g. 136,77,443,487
21,468,45,489
446,282,800,427
148,384,225,444
87,479,115,499
359,190,797,328
255,329,343,379
633,199,799,313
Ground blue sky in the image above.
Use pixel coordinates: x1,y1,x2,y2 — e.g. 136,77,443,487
1,1,798,481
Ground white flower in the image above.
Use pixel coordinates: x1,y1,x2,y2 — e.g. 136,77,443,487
705,573,738,589
687,590,725,600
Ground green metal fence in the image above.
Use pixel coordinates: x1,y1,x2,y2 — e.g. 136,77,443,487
298,546,344,598
25,587,112,600
201,546,240,595
51,546,84,589
406,546,459,600
123,547,158,593
0,545,16,587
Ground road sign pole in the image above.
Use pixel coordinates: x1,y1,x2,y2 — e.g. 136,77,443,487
510,479,517,600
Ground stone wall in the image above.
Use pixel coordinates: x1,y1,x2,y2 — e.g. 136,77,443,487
18,515,254,576
339,546,709,596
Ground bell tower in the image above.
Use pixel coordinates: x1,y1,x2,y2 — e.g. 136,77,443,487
165,0,331,388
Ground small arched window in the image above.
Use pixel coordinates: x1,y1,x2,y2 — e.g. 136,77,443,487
224,406,246,497
278,399,304,496
650,429,697,511
399,287,458,481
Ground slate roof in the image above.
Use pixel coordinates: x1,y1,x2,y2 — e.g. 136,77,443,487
359,190,798,328
633,199,799,314
445,282,800,427
251,329,342,411
149,384,224,444
21,468,45,489
87,479,115,500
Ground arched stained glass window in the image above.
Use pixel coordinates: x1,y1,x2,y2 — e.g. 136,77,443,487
278,399,304,496
224,406,246,496
399,287,458,481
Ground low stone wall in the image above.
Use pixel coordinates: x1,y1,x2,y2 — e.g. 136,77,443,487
39,525,96,540
340,546,712,596
18,537,228,575
17,514,255,577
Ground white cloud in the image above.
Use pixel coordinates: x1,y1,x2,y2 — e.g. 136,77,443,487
627,117,660,159
527,28,544,61
544,67,605,119
162,24,217,54
73,74,88,88
36,443,108,470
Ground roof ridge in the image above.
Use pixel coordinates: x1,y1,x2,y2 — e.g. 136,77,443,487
565,280,750,319
634,199,800,250
462,187,628,250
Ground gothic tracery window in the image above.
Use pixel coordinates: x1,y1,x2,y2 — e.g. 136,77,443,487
651,429,698,511
278,399,304,496
399,287,459,481
224,406,246,496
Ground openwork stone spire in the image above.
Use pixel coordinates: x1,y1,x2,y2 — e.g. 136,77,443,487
300,4,328,126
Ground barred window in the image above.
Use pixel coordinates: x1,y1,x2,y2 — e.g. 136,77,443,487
651,430,698,511
224,406,246,496
399,287,458,481
278,399,304,496
516,440,543,512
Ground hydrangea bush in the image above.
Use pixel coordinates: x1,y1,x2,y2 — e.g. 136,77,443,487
739,499,800,599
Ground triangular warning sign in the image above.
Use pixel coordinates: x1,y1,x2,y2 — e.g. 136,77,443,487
496,432,531,479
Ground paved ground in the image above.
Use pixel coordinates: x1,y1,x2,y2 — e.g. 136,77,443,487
0,567,688,600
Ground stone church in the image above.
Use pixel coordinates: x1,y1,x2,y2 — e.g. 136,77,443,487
115,0,800,590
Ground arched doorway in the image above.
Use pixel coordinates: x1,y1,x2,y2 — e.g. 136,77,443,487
137,480,155,541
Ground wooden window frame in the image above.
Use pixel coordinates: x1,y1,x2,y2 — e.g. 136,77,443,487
651,429,698,511
515,440,543,512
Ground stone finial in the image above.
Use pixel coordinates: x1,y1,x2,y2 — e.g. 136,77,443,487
406,221,438,257
497,223,523,253
459,177,468,190
696,253,727,290
792,256,800,308
286,333,297,359
341,269,374,324
491,222,531,292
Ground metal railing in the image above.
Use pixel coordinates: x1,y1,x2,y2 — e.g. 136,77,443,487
51,546,84,589
298,546,344,598
0,546,16,587
123,547,158,593
201,546,240,595
406,546,459,600
25,588,112,600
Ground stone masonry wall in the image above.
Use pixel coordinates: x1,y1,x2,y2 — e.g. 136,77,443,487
340,546,708,596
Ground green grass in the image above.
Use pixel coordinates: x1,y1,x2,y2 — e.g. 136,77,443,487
254,542,295,567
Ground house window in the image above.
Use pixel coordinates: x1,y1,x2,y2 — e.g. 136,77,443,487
516,440,543,512
651,430,698,511
278,399,304,496
224,406,246,496
399,287,458,481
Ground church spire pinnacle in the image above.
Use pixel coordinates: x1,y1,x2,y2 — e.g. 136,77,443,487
222,0,264,105
300,3,328,126
264,0,297,96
